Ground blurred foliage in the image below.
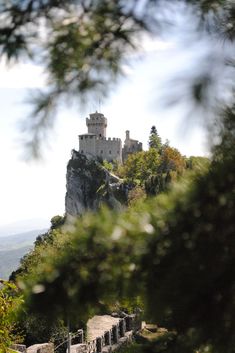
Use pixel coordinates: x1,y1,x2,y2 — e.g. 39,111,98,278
2,1,235,352
0,280,23,353
186,156,210,171
8,216,70,349
0,0,147,156
18,101,235,351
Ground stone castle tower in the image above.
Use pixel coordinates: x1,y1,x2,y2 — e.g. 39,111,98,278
86,112,107,137
79,112,122,163
78,112,143,164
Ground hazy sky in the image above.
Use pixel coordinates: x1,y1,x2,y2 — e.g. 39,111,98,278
0,5,213,230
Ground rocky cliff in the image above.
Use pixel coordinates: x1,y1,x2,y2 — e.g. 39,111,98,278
65,150,125,217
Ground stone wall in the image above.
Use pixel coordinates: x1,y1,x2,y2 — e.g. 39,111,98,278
27,343,54,353
70,344,87,353
11,344,27,353
84,314,135,353
79,135,97,157
122,130,143,162
96,138,122,163
79,136,122,163
22,314,137,353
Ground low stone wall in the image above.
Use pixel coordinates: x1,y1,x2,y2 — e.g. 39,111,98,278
70,344,87,353
11,344,27,353
27,343,54,353
83,314,135,353
23,314,137,353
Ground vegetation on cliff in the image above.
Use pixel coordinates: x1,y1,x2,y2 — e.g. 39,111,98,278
1,1,235,352
112,128,208,204
9,105,235,351
0,280,23,352
15,131,235,353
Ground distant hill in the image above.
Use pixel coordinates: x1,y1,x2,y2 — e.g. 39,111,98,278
0,229,46,279
0,218,50,237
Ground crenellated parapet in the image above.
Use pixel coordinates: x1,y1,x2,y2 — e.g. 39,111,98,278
78,112,142,164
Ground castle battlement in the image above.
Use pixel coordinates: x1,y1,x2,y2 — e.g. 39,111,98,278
100,137,121,142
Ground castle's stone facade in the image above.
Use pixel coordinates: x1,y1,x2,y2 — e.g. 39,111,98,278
79,112,142,163
122,130,143,162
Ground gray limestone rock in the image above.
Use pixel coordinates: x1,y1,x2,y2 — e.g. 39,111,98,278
65,150,125,217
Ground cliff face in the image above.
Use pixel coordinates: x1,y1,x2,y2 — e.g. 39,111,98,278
65,150,125,217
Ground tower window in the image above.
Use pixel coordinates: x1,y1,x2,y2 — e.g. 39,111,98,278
101,150,103,154
109,150,111,154
81,136,83,140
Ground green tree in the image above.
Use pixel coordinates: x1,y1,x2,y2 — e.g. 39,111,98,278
2,1,235,352
102,160,113,172
9,218,70,349
159,146,186,174
18,106,235,352
119,144,186,196
21,143,235,353
10,215,65,281
0,280,23,353
148,126,162,152
120,149,161,186
127,186,146,206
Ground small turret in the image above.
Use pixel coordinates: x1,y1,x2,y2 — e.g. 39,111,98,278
122,129,142,161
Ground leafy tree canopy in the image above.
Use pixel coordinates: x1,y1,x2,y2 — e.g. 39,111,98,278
118,148,161,185
20,140,235,353
16,107,235,353
148,126,162,151
2,1,235,352
0,280,23,353
118,138,187,196
159,146,186,174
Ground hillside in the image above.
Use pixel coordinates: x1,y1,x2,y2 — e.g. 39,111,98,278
0,229,46,279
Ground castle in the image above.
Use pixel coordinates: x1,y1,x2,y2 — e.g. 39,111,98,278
79,111,142,163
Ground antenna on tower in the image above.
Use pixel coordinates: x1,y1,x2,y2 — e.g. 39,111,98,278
97,97,102,113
